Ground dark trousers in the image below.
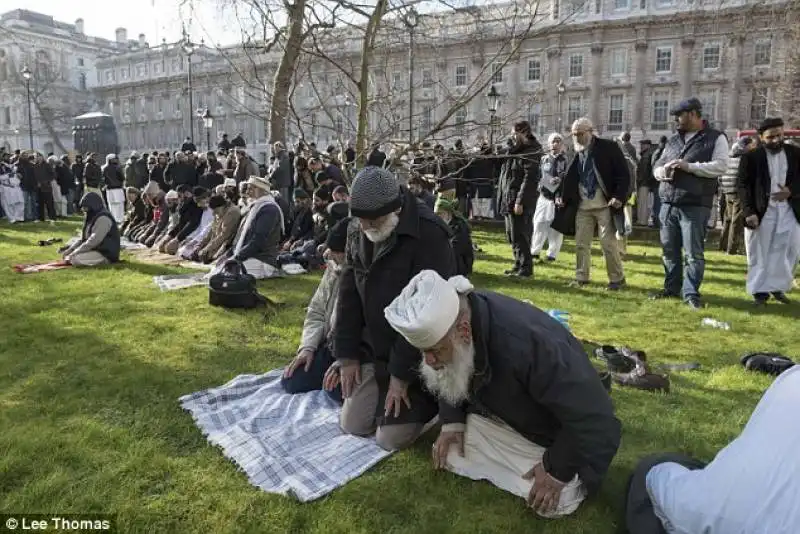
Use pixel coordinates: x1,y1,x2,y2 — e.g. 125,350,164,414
37,190,56,221
660,204,711,299
280,344,342,404
505,212,533,274
719,194,744,254
626,453,707,534
649,189,662,228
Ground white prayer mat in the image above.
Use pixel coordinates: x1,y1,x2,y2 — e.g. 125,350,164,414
179,370,392,502
153,273,209,292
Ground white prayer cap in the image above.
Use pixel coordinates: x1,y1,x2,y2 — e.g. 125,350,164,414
224,178,237,187
384,270,474,349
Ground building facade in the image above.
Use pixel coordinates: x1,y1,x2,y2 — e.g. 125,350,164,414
0,9,142,153
3,1,798,157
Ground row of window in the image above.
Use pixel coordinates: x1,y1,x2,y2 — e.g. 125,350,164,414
553,0,697,19
103,58,184,83
379,39,773,92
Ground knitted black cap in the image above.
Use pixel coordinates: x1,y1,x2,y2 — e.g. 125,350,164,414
349,167,401,219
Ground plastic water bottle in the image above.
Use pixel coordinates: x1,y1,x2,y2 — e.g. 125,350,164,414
701,318,731,331
546,309,571,331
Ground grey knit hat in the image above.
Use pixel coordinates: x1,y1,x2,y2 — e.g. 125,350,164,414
349,166,402,219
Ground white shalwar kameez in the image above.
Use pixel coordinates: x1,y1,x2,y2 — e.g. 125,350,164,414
744,149,800,295
0,166,25,223
530,156,564,259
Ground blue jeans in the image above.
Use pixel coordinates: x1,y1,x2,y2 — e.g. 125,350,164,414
65,190,75,215
280,344,343,404
23,191,38,221
650,190,662,228
660,204,711,299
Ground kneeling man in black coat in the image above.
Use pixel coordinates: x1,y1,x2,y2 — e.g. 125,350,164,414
384,270,621,518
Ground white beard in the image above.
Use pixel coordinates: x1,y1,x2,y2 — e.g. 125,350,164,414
419,338,475,406
363,212,400,243
573,141,587,153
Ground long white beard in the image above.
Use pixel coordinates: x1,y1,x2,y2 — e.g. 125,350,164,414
573,141,587,153
419,338,476,405
363,212,400,243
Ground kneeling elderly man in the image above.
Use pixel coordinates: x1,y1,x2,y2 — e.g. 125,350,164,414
384,270,621,518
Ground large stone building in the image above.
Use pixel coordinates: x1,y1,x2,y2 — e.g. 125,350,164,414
3,1,798,158
0,9,142,153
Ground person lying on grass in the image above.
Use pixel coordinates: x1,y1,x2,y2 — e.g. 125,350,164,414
383,270,621,518
281,217,351,401
60,192,121,267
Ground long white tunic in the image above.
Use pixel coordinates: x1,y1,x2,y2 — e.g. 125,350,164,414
646,365,800,534
744,149,800,294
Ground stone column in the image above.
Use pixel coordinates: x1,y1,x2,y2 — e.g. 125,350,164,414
547,47,562,131
680,38,695,100
589,44,604,123
726,36,745,131
631,28,649,129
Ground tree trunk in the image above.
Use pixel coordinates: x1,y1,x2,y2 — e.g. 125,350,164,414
32,99,68,154
354,0,388,167
269,0,307,145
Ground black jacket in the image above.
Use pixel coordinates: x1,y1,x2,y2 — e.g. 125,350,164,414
169,200,203,241
334,189,456,382
288,207,314,242
71,162,85,186
449,216,474,276
102,163,124,189
465,149,496,198
121,195,147,235
439,291,621,493
84,162,102,188
737,144,800,225
366,149,387,168
552,137,630,236
34,162,55,193
181,141,197,153
56,165,74,195
166,162,198,189
150,165,168,191
18,160,37,192
636,147,657,190
497,137,543,215
232,199,282,266
198,171,224,191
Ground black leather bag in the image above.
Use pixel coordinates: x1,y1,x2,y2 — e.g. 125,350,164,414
208,260,267,309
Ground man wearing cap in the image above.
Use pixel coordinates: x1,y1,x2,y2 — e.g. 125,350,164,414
159,187,209,255
281,217,351,400
328,167,455,451
383,270,621,517
497,120,543,278
193,193,242,264
223,175,284,278
650,97,729,309
281,188,314,251
737,117,800,305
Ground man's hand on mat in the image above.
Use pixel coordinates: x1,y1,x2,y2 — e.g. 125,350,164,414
523,463,566,514
322,362,341,392
384,376,411,418
432,430,464,469
339,360,361,398
284,349,314,379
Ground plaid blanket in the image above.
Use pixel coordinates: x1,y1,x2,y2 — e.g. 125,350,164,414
179,370,393,502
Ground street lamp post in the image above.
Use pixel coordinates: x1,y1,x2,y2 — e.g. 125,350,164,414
404,8,419,147
556,79,566,132
182,33,199,144
201,108,214,152
21,66,33,150
486,84,500,148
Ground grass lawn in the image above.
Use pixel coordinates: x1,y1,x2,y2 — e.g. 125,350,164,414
1,218,798,534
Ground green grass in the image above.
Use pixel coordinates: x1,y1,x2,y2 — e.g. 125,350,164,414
1,219,798,533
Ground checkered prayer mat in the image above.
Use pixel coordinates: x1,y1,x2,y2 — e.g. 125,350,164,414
179,370,393,502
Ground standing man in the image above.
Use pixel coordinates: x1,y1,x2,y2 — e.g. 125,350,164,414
618,132,639,164
648,136,669,228
269,142,292,200
71,154,85,213
649,98,729,309
555,118,629,290
102,154,126,224
497,120,542,278
531,133,567,262
719,137,754,255
327,167,455,451
635,140,655,225
737,117,800,305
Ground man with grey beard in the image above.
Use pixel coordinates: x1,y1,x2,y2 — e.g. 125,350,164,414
384,270,621,518
326,167,455,451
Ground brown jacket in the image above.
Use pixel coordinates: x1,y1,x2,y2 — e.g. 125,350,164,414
197,203,242,260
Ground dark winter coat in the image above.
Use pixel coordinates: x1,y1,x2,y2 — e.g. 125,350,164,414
334,189,456,382
270,150,292,189
149,165,168,192
466,149,496,198
737,144,800,225
102,162,124,189
448,215,474,276
71,162,85,186
198,171,224,192
34,162,55,193
18,160,37,192
288,206,314,242
181,141,197,153
231,135,246,148
438,291,621,494
497,137,543,215
366,149,387,168
55,165,75,195
636,147,657,190
231,198,282,266
168,199,203,241
166,162,198,189
83,161,103,188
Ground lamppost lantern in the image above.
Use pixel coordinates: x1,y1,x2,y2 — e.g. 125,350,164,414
487,84,500,115
406,7,419,28
404,7,419,146
556,79,566,132
201,108,214,152
181,35,198,56
557,79,566,94
182,32,199,143
21,65,31,80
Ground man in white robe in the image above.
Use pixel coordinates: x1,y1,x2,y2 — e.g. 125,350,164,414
0,156,25,223
737,117,800,305
530,133,566,262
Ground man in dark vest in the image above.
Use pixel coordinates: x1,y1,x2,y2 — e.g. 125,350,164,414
649,98,729,309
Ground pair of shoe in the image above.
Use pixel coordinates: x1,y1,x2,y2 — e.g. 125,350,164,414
531,254,557,263
504,267,532,278
568,279,626,291
753,292,791,306
740,352,795,375
594,345,671,393
649,290,702,310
